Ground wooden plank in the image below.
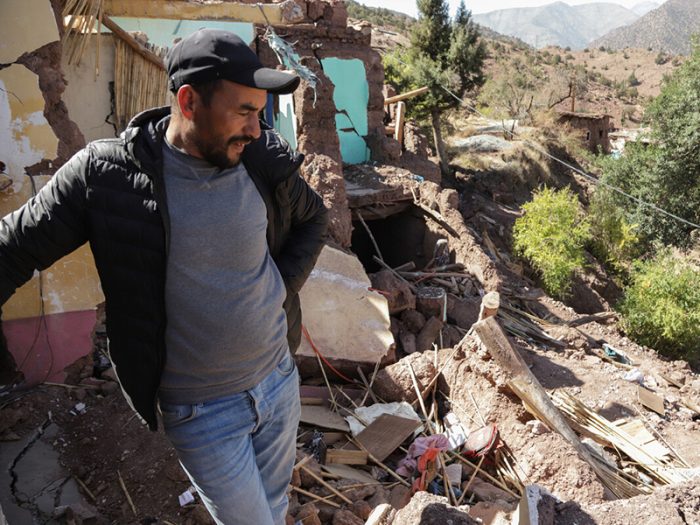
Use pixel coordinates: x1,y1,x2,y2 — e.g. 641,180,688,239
615,419,670,458
102,15,164,70
300,405,349,432
300,397,325,406
321,464,378,484
355,414,421,462
384,86,429,105
638,386,666,416
322,432,346,445
325,449,368,465
104,0,303,24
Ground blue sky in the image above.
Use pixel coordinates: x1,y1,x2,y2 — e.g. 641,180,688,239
355,0,654,17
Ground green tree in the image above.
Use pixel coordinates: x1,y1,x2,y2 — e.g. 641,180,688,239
386,0,485,175
598,40,700,248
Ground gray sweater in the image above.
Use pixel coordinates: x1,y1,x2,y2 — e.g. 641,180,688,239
157,140,288,404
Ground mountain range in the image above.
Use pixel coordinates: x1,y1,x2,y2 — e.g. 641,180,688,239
473,2,641,50
592,0,700,54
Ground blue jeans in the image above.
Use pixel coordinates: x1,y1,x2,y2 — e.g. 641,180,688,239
160,351,300,525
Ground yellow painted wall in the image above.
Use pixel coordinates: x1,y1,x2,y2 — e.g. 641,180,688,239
62,34,118,143
0,0,59,64
0,45,103,321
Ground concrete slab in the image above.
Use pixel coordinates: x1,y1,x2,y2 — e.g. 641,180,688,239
0,422,85,524
297,246,393,364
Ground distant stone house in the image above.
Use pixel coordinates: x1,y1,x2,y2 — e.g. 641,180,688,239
558,111,612,154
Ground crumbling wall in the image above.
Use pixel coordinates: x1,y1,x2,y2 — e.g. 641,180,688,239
0,0,103,385
257,9,385,248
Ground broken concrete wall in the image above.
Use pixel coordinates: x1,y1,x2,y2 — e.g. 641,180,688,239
257,12,384,248
0,0,103,385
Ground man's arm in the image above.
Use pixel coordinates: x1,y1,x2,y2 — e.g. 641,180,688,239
273,172,329,295
0,148,91,305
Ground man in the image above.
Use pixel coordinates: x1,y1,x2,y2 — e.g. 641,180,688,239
0,29,328,524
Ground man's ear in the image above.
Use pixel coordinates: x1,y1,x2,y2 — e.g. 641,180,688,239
176,85,197,120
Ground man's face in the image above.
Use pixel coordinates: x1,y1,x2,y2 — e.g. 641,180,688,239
189,80,267,169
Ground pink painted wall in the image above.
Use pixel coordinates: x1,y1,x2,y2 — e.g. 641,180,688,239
4,309,96,385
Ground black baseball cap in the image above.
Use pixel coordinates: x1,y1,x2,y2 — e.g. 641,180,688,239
166,29,300,94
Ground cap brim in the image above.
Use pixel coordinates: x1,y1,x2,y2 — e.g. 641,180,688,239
251,68,301,95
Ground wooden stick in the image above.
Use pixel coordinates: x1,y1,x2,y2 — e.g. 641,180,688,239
117,470,137,516
356,366,379,405
456,455,485,506
299,465,353,505
447,451,519,499
468,390,487,426
384,86,429,105
359,359,382,407
399,271,470,279
102,15,165,69
75,477,96,502
438,453,457,506
349,438,411,487
294,455,312,471
410,341,468,411
290,486,341,508
315,351,338,413
373,256,416,292
478,292,500,321
394,101,406,145
406,361,432,434
43,382,100,390
393,261,416,272
357,211,384,262
410,191,459,238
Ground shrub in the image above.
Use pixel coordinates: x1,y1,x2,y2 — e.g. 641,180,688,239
513,187,591,298
655,51,669,65
589,187,642,274
628,71,641,86
619,251,700,363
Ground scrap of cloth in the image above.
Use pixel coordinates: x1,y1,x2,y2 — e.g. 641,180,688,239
396,434,450,477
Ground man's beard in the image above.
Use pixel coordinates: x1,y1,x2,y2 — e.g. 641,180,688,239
194,135,254,170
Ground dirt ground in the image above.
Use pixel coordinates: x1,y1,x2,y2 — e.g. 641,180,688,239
2,136,699,525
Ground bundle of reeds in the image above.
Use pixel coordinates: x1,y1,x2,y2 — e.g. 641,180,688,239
509,380,648,499
551,391,691,487
62,0,103,67
114,38,169,131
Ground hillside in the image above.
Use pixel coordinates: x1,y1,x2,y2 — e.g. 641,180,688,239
358,3,680,129
345,0,415,32
473,2,639,50
478,40,675,128
592,0,700,55
631,1,661,16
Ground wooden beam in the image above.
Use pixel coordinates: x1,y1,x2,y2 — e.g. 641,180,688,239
473,316,642,499
478,291,500,321
384,86,429,105
394,100,406,146
102,15,165,70
104,0,305,25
